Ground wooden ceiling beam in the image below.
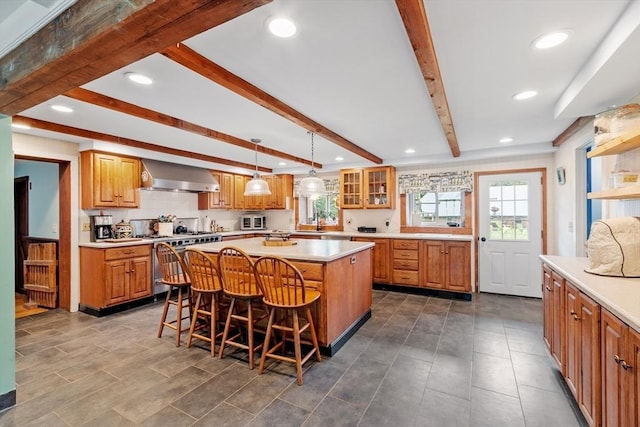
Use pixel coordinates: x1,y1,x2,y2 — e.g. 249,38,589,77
0,0,271,115
12,115,271,173
161,43,383,165
395,0,461,158
64,87,318,168
553,116,594,147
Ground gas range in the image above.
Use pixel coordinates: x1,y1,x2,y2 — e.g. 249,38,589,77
136,232,222,247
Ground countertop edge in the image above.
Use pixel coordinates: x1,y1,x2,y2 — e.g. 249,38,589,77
540,255,640,332
79,240,153,248
220,230,474,241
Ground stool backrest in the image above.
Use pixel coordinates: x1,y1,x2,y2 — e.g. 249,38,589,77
155,242,189,285
183,248,221,292
217,246,258,296
254,256,307,307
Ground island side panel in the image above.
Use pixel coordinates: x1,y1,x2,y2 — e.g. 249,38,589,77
324,248,373,344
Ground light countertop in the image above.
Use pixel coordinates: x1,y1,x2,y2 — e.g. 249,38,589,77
79,239,153,249
190,237,374,262
540,255,640,331
220,230,474,241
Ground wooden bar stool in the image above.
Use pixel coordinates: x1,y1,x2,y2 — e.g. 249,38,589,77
217,246,266,368
183,248,224,356
155,242,191,346
253,256,321,385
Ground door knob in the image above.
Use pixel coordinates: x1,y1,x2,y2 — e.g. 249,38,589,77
480,237,486,242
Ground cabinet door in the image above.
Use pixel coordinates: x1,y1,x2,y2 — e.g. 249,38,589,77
444,241,470,292
198,171,222,209
104,259,130,305
117,156,140,207
364,166,394,209
220,172,235,209
423,240,445,289
129,257,151,299
578,291,600,427
628,328,640,427
354,238,390,283
340,169,363,208
94,153,119,207
551,272,565,372
564,282,580,399
542,265,553,351
233,175,246,209
601,308,627,427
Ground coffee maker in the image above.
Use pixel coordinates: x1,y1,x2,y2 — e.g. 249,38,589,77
90,214,113,241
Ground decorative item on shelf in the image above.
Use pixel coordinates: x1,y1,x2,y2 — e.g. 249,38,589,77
244,138,271,196
113,220,133,239
155,214,175,236
298,131,326,199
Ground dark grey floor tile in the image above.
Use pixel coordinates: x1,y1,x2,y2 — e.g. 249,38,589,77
473,329,510,358
280,361,346,411
437,330,474,360
140,405,196,427
471,352,518,397
325,334,370,368
329,356,390,409
518,384,582,427
510,351,562,393
303,396,362,427
192,402,255,426
22,412,68,427
415,389,471,427
505,327,546,356
425,354,472,400
414,312,447,334
470,386,525,427
247,398,310,427
474,315,505,334
400,328,440,362
226,368,293,415
16,372,69,403
79,409,136,427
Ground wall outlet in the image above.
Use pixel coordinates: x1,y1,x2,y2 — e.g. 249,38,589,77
82,223,91,231
347,217,352,225
385,219,390,227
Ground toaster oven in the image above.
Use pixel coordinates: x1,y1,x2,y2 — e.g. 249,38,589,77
241,215,267,230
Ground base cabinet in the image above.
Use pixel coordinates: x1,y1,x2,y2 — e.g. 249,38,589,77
80,245,152,310
422,240,471,292
353,237,391,283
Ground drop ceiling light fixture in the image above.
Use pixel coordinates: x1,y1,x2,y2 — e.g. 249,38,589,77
405,148,416,154
499,137,514,144
513,90,538,101
125,72,153,85
268,17,297,37
335,156,344,161
51,105,73,113
298,131,326,198
533,30,571,49
244,138,271,196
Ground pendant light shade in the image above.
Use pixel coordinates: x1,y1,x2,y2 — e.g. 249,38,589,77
244,139,271,196
298,132,326,198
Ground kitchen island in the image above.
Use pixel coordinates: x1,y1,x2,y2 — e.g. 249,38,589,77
191,237,374,356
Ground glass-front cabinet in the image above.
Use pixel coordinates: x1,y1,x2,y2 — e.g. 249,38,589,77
340,166,395,209
339,168,363,208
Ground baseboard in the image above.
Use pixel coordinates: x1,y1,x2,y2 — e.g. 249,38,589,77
0,389,16,412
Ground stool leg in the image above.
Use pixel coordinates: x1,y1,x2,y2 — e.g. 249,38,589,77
157,286,172,338
187,292,202,348
175,287,184,347
293,309,303,385
306,307,322,362
259,308,276,375
219,297,236,359
210,294,217,357
247,299,255,369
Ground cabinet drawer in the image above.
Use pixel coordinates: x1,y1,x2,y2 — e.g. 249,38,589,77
393,270,419,285
393,239,418,250
292,262,324,281
104,245,151,261
393,249,418,261
393,259,419,271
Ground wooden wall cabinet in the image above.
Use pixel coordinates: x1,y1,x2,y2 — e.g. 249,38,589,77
198,171,234,209
80,244,151,311
81,151,141,209
353,237,391,283
422,240,470,292
565,281,601,426
264,174,293,209
340,166,395,209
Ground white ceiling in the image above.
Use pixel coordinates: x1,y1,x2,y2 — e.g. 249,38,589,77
8,0,640,175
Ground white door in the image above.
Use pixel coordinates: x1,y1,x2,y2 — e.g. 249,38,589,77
478,171,543,298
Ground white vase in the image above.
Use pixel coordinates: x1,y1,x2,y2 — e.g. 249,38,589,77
157,222,173,236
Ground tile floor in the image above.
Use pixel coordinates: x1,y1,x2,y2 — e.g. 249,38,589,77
1,290,587,426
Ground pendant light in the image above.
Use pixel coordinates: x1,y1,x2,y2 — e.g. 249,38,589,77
244,138,271,196
298,131,326,198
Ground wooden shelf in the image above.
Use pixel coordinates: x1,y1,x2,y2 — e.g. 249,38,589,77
587,186,640,200
587,132,640,158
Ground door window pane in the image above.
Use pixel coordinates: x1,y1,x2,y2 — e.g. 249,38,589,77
488,180,529,241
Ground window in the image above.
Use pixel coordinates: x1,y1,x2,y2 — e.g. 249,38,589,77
407,191,465,227
488,180,529,240
297,194,341,229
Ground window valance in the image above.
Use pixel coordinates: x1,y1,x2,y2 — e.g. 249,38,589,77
398,171,473,194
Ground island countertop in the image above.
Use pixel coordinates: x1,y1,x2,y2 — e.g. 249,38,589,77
190,237,374,262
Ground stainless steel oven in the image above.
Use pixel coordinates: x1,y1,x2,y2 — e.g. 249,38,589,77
152,233,221,297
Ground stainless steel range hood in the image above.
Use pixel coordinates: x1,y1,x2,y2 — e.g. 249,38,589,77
140,159,219,193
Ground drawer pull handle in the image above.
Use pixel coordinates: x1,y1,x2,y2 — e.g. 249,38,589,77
614,355,622,364
122,250,134,254
621,361,632,370
545,285,552,291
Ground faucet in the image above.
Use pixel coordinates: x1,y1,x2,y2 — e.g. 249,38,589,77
316,214,322,231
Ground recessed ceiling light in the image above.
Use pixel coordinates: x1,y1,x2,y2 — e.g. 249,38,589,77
405,148,416,154
51,105,73,113
278,162,287,166
335,156,344,161
125,72,153,85
533,31,571,49
11,123,30,129
268,18,296,38
513,90,538,101
499,137,514,144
